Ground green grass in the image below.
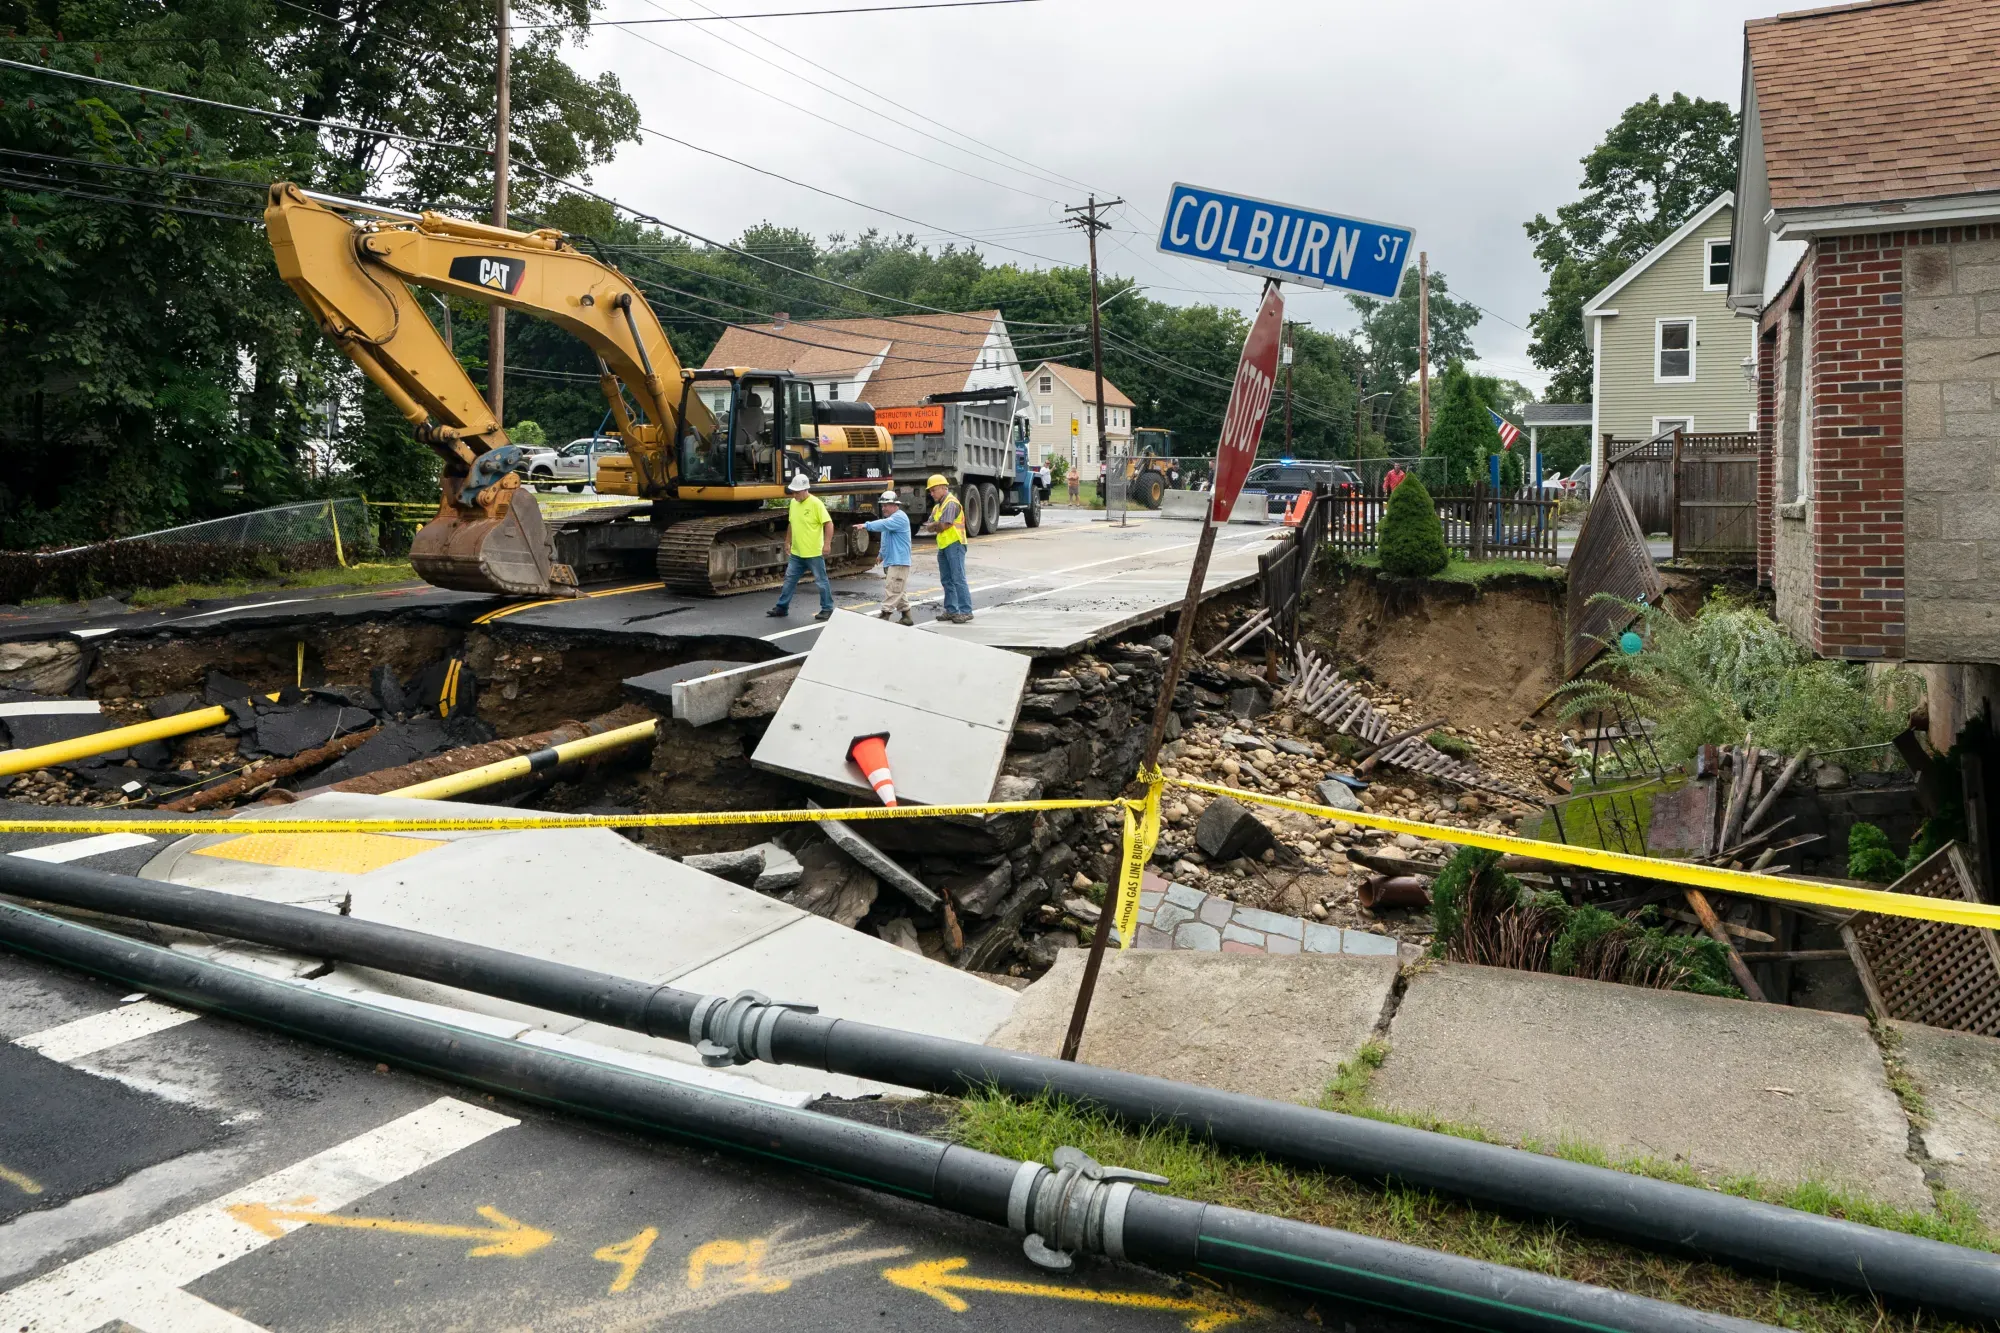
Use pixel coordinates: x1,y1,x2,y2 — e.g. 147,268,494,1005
951,1051,1996,1333
124,560,418,609
1427,731,1478,761
1342,551,1566,586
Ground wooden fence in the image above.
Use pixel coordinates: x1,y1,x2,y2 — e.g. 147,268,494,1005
1327,482,1558,564
1600,430,1757,566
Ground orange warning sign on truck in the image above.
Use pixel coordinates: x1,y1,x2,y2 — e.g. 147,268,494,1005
874,405,945,435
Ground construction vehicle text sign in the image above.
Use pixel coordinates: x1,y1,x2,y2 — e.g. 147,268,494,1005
1156,183,1414,297
1210,285,1286,523
875,406,944,435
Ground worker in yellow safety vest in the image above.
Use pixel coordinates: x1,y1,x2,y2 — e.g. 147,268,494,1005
919,473,973,623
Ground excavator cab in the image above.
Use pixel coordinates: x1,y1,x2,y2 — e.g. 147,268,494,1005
674,370,816,492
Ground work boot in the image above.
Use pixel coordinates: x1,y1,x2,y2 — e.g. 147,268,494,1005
899,611,914,626
766,606,788,618
878,609,892,619
814,608,833,622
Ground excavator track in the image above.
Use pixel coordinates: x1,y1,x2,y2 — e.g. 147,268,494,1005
655,509,879,595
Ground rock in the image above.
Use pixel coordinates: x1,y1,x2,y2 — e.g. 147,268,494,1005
1071,871,1094,892
1019,691,1079,721
960,876,1052,972
1019,930,1079,970
681,848,766,886
1062,896,1102,924
147,692,201,720
1223,732,1263,751
0,640,84,694
876,918,923,954
751,842,804,894
1316,779,1362,812
1030,675,1080,693
1163,711,1182,741
1195,795,1281,862
1394,833,1421,850
784,842,878,927
947,861,1014,916
1272,737,1315,757
1038,843,1077,883
1458,794,1482,815
1227,686,1268,719
1815,764,1850,791
1010,721,1063,753
370,664,410,715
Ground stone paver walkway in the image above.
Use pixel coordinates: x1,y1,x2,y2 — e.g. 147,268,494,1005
1133,869,1402,958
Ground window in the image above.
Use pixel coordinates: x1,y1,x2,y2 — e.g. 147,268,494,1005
826,382,839,400
1656,319,1694,382
1039,404,1053,425
1039,375,1052,394
1652,417,1691,438
1704,239,1731,291
1086,406,1095,426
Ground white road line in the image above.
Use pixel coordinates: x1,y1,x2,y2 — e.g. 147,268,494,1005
14,999,200,1063
120,1284,273,1332
0,1097,516,1333
0,700,100,718
10,832,158,864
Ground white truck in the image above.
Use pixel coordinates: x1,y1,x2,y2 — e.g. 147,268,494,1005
881,388,1040,537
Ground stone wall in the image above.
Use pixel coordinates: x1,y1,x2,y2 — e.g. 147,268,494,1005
1903,226,2000,664
1774,506,1814,646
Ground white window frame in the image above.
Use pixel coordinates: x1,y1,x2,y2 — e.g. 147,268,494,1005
1652,416,1692,438
1703,238,1731,292
1038,375,1053,394
1655,317,1696,384
1038,404,1053,426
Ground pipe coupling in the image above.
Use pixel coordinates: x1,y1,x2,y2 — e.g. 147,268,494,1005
1007,1147,1168,1271
687,990,819,1067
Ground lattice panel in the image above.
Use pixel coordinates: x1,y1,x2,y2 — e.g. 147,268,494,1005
1849,844,2000,1036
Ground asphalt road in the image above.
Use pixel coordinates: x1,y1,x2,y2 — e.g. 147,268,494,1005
0,946,1319,1332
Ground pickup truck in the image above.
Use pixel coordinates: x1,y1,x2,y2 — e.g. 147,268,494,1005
524,436,623,492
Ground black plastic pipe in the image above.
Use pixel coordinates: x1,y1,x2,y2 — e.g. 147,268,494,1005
0,900,1771,1333
6,857,1996,1320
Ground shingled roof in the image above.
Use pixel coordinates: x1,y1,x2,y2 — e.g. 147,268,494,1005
701,311,1004,410
1747,0,2000,212
1030,361,1134,410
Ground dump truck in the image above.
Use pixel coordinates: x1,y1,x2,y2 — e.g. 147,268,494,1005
879,389,1040,536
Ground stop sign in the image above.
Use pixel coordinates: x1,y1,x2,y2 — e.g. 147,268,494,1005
1210,283,1286,523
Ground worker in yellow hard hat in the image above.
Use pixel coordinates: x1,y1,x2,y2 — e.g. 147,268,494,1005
918,472,973,623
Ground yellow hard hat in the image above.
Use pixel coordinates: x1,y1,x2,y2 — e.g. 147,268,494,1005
926,474,949,489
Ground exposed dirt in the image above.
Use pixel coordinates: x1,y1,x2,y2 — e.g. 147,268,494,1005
1309,571,1564,733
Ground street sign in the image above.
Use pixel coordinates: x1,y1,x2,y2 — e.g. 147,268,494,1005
875,405,944,435
1156,183,1415,298
1210,284,1286,523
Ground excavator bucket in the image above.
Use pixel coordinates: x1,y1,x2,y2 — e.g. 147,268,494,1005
409,487,569,597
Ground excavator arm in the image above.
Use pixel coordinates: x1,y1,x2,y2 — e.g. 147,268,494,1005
264,183,711,595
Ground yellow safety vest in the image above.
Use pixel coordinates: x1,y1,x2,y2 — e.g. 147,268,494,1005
931,492,965,549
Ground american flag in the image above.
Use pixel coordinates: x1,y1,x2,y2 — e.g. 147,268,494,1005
1487,408,1520,450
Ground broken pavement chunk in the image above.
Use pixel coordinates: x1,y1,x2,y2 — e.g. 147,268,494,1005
307,718,452,785
680,848,767,887
1317,779,1363,812
253,703,373,758
203,670,256,705
147,692,201,720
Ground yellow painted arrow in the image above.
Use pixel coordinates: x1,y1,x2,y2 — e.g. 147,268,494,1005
882,1257,1253,1330
225,1200,554,1258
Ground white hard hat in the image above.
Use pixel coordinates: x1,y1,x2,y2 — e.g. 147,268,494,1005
787,473,811,492
879,490,900,504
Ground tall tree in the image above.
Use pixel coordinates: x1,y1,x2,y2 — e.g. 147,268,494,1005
1523,93,1740,402
1345,265,1480,438
1427,363,1499,489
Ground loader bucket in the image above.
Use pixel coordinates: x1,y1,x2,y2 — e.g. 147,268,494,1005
410,487,565,596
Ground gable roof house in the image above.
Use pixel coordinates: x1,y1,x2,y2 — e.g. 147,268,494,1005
1583,193,1757,482
700,310,1029,410
1729,0,2000,746
1022,362,1135,477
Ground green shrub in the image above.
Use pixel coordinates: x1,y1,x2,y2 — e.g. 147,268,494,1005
0,540,341,605
509,419,548,446
1378,476,1449,577
1848,822,1903,883
1427,364,1496,488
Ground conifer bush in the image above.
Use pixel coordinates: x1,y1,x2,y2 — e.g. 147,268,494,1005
1377,476,1450,577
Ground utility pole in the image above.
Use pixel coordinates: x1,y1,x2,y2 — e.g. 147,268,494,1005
1281,321,1295,455
488,0,511,422
1354,369,1366,458
1417,250,1430,450
1065,195,1122,504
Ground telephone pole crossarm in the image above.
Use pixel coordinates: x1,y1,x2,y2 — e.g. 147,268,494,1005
1065,195,1124,508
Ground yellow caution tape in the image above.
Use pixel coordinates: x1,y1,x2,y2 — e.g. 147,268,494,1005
1110,766,1163,949
1171,778,2000,932
0,798,1118,839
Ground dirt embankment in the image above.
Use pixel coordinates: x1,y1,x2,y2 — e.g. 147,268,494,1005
1305,572,1564,733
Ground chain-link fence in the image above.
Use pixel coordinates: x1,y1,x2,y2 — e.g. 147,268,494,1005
1103,453,1216,524
5,500,381,606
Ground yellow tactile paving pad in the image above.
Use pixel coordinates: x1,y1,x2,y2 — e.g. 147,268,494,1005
190,832,447,875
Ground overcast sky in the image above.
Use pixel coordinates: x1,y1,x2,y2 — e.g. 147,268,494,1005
567,0,1774,394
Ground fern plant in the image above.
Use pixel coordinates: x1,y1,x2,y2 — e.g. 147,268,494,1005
1556,591,1921,767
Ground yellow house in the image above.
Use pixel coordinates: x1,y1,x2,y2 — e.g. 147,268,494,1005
1022,362,1134,481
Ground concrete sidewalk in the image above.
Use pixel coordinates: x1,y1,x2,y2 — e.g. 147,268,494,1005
994,952,2000,1225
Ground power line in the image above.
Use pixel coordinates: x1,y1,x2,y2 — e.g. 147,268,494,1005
520,0,1039,27
0,173,262,222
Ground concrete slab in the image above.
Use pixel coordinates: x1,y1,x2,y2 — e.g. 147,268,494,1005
988,949,1398,1104
1892,1021,2000,1224
1372,964,1932,1209
753,611,1027,806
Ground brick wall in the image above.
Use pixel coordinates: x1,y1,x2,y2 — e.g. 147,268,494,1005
1807,234,1906,660
1903,225,2000,664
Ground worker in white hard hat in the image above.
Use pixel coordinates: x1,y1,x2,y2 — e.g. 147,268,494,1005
861,489,914,625
767,471,835,622
919,473,973,623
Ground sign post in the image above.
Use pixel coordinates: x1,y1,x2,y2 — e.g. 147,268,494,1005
1057,279,1288,1062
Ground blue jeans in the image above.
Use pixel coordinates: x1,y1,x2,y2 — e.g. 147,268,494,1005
936,541,971,616
775,553,832,613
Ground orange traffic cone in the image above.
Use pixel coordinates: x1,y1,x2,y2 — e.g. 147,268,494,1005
1282,489,1311,526
848,732,897,806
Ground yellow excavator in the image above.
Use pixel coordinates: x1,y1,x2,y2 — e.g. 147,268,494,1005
264,184,894,597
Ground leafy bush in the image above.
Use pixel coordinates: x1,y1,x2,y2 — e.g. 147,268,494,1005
1378,476,1449,577
1848,822,1903,883
0,540,340,605
509,419,548,446
1557,590,1923,766
1048,455,1069,486
1427,364,1496,488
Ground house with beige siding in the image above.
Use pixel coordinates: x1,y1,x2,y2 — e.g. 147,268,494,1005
1583,193,1758,480
1022,362,1134,480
